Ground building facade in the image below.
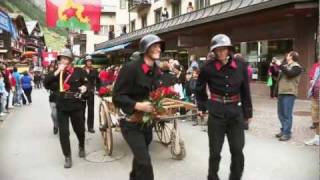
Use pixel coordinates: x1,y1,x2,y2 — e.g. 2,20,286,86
95,0,318,98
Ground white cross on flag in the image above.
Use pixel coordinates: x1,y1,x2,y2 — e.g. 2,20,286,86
42,51,58,66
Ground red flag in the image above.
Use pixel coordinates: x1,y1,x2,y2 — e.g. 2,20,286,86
46,0,101,32
42,51,58,67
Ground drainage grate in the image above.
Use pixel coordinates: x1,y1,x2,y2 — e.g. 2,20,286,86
85,150,126,163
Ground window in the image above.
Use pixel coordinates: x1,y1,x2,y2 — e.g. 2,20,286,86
234,39,293,81
0,29,2,34
120,0,126,9
130,20,136,32
195,0,210,10
141,15,147,28
154,8,162,24
172,2,181,17
0,40,4,48
99,25,109,35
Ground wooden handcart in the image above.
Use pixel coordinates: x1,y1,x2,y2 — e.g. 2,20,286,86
98,97,197,160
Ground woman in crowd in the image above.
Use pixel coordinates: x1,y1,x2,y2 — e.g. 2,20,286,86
21,71,33,105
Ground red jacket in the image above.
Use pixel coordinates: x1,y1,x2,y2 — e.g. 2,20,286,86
309,63,319,80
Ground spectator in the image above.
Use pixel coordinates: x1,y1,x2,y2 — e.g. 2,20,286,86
268,57,280,98
120,25,127,36
0,73,8,116
12,67,22,106
1,64,10,111
6,69,15,109
309,57,320,80
159,61,177,87
187,2,194,12
308,57,320,129
21,71,33,105
188,54,198,72
108,28,115,40
161,8,169,21
275,51,302,141
305,63,320,146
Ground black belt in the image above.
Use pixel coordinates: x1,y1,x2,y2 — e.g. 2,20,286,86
62,92,83,100
210,93,240,104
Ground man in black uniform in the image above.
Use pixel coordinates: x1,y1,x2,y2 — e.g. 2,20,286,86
83,55,99,133
112,34,164,180
44,48,88,168
196,34,252,180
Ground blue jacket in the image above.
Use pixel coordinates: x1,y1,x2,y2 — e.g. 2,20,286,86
13,72,21,87
21,75,32,90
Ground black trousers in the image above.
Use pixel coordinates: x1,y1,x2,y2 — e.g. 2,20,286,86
86,93,94,129
270,79,277,98
58,109,85,157
120,120,154,180
22,88,32,104
207,101,245,180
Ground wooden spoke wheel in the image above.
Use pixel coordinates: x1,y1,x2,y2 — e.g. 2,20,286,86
155,121,172,145
170,130,186,160
99,103,113,156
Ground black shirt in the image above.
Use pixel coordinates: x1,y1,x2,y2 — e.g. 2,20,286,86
195,57,252,119
112,57,161,115
84,67,99,92
44,67,88,111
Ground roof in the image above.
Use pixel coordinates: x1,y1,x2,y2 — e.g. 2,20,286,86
9,13,28,35
25,20,39,35
95,0,315,51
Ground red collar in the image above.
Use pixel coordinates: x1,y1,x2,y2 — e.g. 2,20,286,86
142,63,151,74
214,59,237,71
65,66,74,74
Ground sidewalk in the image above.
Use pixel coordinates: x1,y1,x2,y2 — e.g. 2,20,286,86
249,95,315,146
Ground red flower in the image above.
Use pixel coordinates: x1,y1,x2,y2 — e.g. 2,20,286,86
63,83,71,91
98,86,111,97
160,86,179,99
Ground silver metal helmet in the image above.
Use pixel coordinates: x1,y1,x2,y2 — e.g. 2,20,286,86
210,34,232,52
57,48,73,61
84,55,93,63
139,34,165,53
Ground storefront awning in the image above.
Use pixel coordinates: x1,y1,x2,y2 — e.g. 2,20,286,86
0,11,18,40
94,42,131,54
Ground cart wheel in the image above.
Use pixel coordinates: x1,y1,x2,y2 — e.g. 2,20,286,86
171,132,186,160
99,103,113,156
99,103,105,135
155,121,172,145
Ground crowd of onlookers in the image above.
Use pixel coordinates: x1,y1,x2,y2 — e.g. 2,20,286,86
0,64,38,120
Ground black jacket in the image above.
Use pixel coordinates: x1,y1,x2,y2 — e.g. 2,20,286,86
83,67,99,92
159,70,177,87
44,67,88,111
195,57,252,119
112,57,161,115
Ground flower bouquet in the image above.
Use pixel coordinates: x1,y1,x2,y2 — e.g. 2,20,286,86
98,86,112,97
142,87,179,124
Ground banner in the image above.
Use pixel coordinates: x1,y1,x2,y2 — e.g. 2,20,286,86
46,0,101,32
